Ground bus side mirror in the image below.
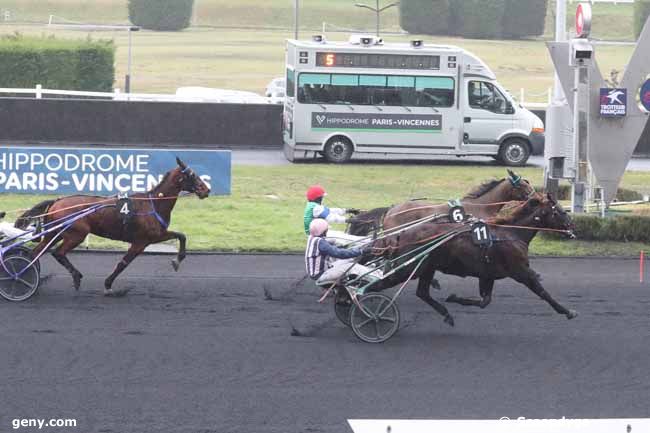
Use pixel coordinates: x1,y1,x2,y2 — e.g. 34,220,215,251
505,101,515,114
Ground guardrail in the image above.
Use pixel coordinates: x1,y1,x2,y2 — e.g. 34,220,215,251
0,84,280,104
0,84,549,109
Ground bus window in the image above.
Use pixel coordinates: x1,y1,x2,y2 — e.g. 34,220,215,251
296,72,454,107
414,77,454,108
468,81,507,113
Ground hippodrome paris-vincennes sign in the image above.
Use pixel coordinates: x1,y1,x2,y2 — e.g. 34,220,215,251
311,112,442,132
0,147,231,195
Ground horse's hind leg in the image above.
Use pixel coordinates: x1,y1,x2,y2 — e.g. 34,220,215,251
104,242,147,296
52,235,87,290
512,268,577,320
446,278,494,308
416,267,455,327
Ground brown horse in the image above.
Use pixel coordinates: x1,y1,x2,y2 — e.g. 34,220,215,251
347,169,535,236
368,193,577,327
15,157,210,296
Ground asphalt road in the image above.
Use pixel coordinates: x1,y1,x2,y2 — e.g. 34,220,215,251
1,253,649,433
232,149,650,171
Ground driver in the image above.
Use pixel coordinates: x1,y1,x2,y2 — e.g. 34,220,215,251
305,219,382,292
304,185,362,245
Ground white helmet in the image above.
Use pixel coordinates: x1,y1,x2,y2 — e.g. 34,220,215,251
309,218,329,237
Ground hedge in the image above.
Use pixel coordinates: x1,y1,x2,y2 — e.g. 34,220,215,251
399,0,451,35
128,0,194,31
501,0,548,39
399,0,548,39
0,34,114,92
567,215,650,242
634,0,650,39
456,0,505,39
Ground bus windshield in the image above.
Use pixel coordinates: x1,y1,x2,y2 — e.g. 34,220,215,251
297,73,454,108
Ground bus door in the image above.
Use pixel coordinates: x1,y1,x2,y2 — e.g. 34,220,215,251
461,79,514,151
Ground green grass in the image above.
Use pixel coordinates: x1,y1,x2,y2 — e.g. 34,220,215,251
0,1,639,98
2,164,650,256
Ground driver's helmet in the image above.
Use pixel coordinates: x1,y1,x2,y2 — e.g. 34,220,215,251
306,185,327,202
309,218,329,237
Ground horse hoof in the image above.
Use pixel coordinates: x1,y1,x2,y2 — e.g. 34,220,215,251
171,260,180,272
444,314,455,327
104,288,130,297
73,276,82,291
566,309,578,320
445,294,458,303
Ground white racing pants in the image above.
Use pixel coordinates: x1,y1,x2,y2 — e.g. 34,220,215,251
316,258,383,287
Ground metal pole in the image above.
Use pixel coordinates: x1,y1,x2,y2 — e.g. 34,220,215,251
376,0,380,36
544,0,568,195
294,0,299,39
125,28,132,93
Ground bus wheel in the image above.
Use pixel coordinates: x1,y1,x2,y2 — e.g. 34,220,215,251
324,136,353,163
498,139,530,166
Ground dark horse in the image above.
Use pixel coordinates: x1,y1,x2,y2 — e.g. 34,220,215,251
15,158,210,296
368,193,577,327
347,169,535,236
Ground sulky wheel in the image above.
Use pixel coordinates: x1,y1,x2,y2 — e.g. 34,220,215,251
350,293,400,343
334,288,353,327
4,246,40,274
0,255,41,302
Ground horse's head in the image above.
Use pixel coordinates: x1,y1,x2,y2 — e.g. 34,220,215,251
523,193,575,238
504,169,536,201
174,157,211,199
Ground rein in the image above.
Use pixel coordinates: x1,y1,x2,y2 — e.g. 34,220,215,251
487,223,573,235
13,193,189,220
387,201,515,219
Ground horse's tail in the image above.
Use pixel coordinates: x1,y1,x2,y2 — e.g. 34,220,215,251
14,199,57,230
347,207,389,236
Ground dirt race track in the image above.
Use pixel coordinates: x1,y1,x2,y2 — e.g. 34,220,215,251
1,252,649,433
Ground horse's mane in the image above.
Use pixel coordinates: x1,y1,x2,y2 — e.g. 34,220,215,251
463,178,504,199
148,169,176,194
489,194,544,225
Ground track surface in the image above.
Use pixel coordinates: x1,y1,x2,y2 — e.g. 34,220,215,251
1,253,650,433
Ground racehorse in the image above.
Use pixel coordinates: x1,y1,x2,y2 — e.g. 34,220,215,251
367,193,577,327
347,169,535,236
15,157,210,296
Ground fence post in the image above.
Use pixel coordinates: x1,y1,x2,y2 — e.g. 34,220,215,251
36,84,42,99
519,88,525,105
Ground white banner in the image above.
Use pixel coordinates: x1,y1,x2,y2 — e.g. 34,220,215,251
348,418,647,433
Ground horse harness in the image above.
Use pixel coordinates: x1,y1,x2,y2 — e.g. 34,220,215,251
114,193,169,238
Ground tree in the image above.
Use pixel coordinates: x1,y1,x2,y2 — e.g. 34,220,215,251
128,0,195,32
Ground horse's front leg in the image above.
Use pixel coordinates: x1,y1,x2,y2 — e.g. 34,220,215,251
512,268,577,320
446,278,494,308
104,242,147,296
155,231,186,271
416,265,455,327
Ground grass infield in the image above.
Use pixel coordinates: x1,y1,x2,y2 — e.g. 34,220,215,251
1,164,649,256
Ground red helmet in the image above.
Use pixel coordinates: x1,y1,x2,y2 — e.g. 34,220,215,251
306,185,327,201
